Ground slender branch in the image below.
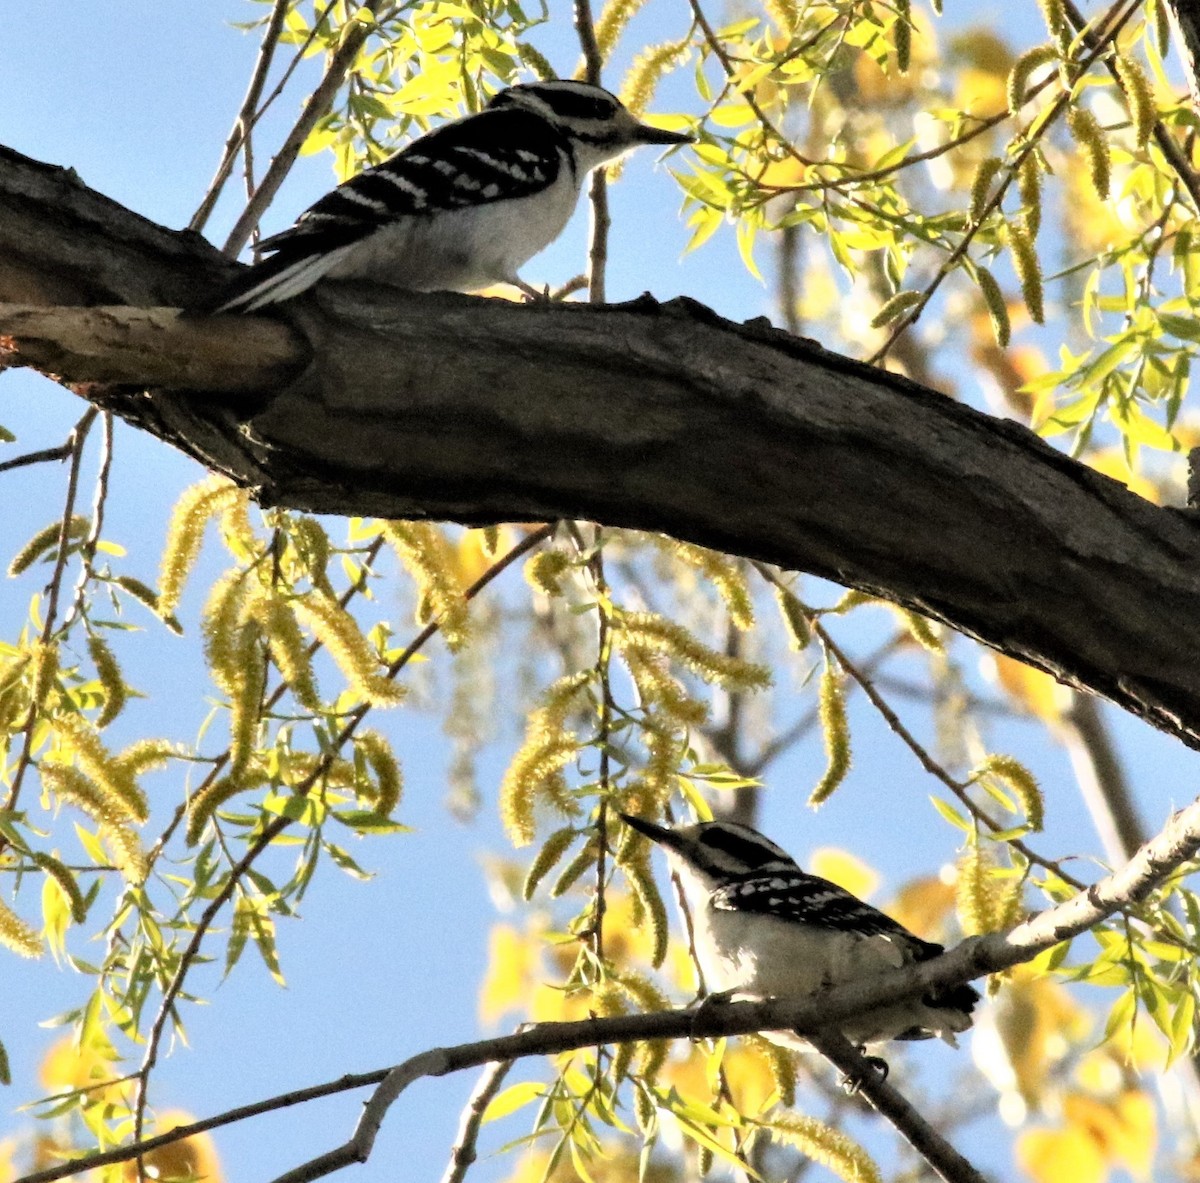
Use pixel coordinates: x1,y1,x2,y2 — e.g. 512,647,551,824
438,1060,513,1183
62,410,113,630
573,0,610,303
189,0,291,233
222,0,390,257
0,443,73,474
807,1032,987,1183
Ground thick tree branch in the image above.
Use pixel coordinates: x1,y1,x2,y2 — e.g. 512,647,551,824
6,146,1200,752
18,788,1200,1183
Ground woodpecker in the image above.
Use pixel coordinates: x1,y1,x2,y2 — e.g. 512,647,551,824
209,80,692,313
621,814,979,1052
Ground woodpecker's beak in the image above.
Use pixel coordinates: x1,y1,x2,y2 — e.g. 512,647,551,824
619,812,678,849
633,122,694,146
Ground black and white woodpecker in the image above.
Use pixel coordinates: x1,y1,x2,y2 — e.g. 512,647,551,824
211,80,693,313
620,814,979,1053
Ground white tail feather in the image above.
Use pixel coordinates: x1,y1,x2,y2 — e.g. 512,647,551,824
214,244,355,313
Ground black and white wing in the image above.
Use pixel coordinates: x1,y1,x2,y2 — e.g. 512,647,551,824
208,106,570,313
711,870,980,1016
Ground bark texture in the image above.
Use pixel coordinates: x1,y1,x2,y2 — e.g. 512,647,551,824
4,145,1200,748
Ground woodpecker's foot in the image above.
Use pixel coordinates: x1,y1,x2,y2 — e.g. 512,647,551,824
839,1052,889,1095
512,278,550,302
690,990,735,1042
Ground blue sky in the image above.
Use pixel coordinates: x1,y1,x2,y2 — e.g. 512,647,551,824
2,4,1198,1183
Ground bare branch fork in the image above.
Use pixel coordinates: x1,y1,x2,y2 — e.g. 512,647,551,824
16,788,1200,1183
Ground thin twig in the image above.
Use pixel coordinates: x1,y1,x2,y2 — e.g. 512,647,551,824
63,411,113,630
0,443,73,474
189,0,291,233
438,1060,514,1183
573,0,610,303
222,0,390,257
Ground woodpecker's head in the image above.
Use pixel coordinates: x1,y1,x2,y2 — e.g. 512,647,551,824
620,814,800,889
489,80,693,170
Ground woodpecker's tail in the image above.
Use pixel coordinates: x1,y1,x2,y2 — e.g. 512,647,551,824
193,244,355,315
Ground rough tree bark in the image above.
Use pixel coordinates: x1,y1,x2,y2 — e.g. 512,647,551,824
4,144,1200,750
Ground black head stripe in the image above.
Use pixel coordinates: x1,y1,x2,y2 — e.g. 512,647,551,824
697,824,789,869
490,81,622,123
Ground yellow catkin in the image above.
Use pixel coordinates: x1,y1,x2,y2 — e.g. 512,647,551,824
620,37,692,118
634,1083,656,1133
667,541,755,630
50,712,147,822
115,739,179,779
808,659,851,807
291,517,336,597
638,724,685,810
292,592,406,708
624,859,669,968
219,491,258,561
498,672,591,842
774,584,812,651
522,826,578,900
973,753,1044,830
525,549,573,596
870,290,923,328
254,594,321,710
202,569,254,695
956,845,1005,936
615,611,771,690
383,521,470,651
1067,105,1111,200
976,267,1011,349
41,764,148,882
1007,44,1058,112
30,641,59,710
751,1035,797,1108
1018,153,1043,238
895,607,943,653
158,476,242,616
87,634,126,729
969,157,1004,224
478,525,500,557
621,646,709,726
550,840,598,896
1008,220,1044,324
517,42,555,81
499,733,579,847
33,852,87,924
893,0,911,72
356,729,403,815
8,516,89,578
767,1114,882,1183
1115,54,1155,148
228,622,266,775
186,775,252,846
594,0,649,61
1036,0,1066,38
0,897,42,958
